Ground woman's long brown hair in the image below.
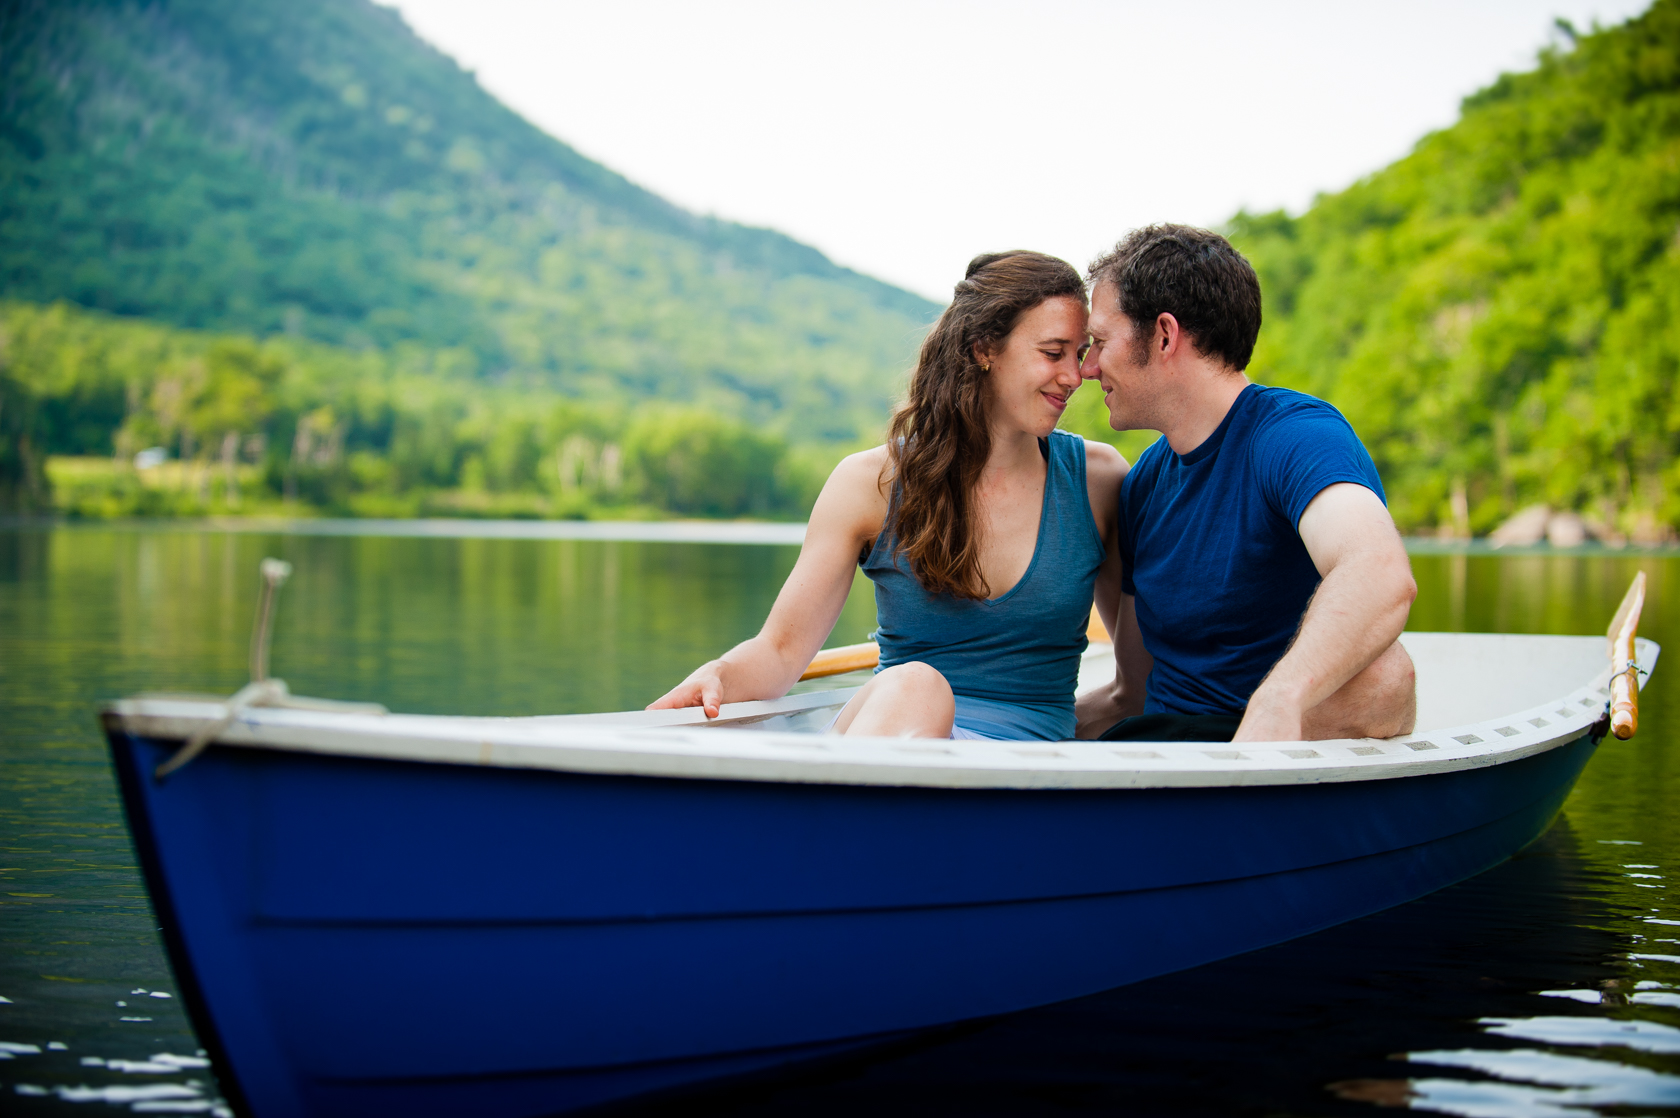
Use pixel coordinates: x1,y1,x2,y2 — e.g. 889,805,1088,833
885,251,1085,600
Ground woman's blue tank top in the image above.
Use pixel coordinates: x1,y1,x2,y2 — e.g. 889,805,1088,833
862,430,1105,740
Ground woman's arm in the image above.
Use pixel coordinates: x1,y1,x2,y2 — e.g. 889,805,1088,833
646,447,889,718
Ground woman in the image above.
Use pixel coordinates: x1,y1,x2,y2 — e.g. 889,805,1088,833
649,251,1127,739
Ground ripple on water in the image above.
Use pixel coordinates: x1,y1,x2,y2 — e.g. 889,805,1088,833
1402,1047,1680,1117
1330,1018,1680,1116
1478,1013,1680,1053
12,1080,230,1114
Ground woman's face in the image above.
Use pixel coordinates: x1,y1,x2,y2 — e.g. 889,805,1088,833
980,296,1089,438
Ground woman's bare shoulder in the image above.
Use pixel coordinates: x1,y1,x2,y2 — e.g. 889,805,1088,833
1081,438,1129,486
829,444,893,497
809,445,891,542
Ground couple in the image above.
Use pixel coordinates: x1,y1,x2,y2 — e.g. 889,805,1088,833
651,225,1418,745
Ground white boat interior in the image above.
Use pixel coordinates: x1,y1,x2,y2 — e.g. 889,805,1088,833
107,632,1659,791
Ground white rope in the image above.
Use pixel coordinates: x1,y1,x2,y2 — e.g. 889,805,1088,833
153,680,282,779
153,679,389,780
153,557,388,780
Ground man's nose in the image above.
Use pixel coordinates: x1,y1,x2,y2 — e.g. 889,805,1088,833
1079,350,1100,379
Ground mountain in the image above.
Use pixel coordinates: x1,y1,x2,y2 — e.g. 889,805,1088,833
0,0,940,441
10,0,1675,536
1222,0,1679,542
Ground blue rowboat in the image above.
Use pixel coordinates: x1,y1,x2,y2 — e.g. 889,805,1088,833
102,606,1657,1117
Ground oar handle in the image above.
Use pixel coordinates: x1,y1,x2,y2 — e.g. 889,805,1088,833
796,607,1113,682
799,642,879,681
1608,571,1647,740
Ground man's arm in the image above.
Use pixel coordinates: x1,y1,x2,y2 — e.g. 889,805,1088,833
1068,440,1149,736
1075,591,1153,737
1233,482,1417,743
1074,440,1150,738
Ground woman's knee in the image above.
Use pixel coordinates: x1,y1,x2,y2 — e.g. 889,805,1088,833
848,662,954,735
874,661,951,697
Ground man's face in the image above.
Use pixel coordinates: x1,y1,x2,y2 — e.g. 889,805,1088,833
1079,281,1156,431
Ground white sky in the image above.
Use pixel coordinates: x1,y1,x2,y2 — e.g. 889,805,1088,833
384,0,1651,302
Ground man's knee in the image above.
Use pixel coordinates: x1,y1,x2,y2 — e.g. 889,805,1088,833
1368,640,1416,698
1353,640,1417,735
1303,640,1416,739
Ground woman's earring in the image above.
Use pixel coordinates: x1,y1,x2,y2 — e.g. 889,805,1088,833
980,362,990,372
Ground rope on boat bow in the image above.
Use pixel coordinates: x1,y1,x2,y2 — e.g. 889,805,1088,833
250,557,290,683
154,559,387,781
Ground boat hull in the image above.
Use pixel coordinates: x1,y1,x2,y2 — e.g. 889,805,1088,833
107,726,1599,1117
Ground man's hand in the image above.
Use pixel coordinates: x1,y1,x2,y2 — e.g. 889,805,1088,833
1075,678,1141,739
1233,483,1417,743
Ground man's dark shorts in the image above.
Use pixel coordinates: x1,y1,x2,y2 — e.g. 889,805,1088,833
1097,713,1242,743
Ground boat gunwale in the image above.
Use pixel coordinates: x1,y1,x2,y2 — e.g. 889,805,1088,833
101,635,1659,792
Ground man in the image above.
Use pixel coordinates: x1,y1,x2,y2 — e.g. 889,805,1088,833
1074,225,1417,743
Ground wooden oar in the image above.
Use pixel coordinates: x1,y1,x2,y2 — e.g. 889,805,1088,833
1608,570,1647,740
797,606,1111,681
799,642,880,680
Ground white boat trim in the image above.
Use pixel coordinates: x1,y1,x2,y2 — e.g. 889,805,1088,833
103,633,1659,791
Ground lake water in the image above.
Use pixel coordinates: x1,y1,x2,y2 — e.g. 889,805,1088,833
1,524,1676,1116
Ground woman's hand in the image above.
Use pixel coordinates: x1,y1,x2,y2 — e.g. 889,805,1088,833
646,660,728,719
643,446,890,715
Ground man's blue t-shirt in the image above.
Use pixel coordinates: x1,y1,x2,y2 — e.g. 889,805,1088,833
1117,384,1385,718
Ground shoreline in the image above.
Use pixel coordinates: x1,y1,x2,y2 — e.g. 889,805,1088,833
1,515,1677,554
0,515,810,546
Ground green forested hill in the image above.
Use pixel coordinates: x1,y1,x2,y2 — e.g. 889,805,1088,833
0,0,937,438
5,0,1677,532
1222,0,1679,542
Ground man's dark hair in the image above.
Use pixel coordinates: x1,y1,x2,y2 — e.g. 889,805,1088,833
1087,225,1262,371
